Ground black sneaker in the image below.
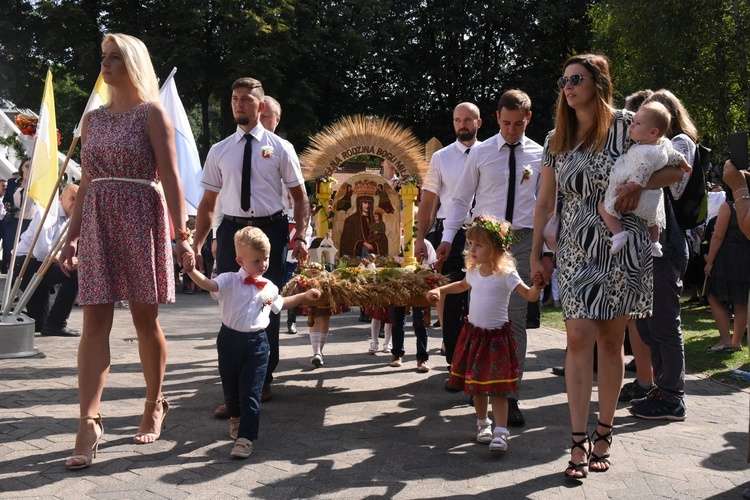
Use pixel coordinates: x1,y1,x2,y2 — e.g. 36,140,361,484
618,380,653,402
629,389,686,421
507,398,525,427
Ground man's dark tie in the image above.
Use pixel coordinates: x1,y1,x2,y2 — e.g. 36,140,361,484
241,132,252,211
244,275,266,290
505,143,519,223
465,148,471,155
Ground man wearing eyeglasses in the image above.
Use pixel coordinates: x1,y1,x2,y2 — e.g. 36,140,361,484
436,89,543,427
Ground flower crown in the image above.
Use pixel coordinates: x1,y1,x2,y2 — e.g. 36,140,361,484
465,216,517,252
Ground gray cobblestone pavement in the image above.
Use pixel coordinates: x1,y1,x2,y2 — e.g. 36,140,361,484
0,288,748,499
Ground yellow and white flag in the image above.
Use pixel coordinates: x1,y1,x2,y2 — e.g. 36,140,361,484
73,74,108,138
28,70,59,212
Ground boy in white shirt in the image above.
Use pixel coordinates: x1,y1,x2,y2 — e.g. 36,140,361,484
188,226,320,458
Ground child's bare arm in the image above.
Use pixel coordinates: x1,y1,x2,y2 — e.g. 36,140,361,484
425,278,470,304
282,288,322,310
188,268,219,293
515,281,543,303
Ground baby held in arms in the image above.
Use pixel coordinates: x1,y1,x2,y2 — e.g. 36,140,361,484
598,101,691,256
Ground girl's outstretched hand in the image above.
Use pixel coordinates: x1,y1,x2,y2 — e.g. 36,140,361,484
305,288,322,301
425,289,440,304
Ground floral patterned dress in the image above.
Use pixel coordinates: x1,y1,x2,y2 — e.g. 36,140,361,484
542,110,652,320
78,103,174,305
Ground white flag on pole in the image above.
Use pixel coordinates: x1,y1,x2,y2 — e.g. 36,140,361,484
159,68,203,215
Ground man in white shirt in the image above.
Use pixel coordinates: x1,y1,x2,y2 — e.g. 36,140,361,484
15,184,79,336
436,90,543,426
414,102,482,382
192,78,310,403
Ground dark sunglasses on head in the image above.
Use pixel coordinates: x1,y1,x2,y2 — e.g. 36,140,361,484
557,74,590,90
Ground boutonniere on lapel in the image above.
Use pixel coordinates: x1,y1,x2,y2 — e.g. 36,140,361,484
520,165,533,184
261,145,274,158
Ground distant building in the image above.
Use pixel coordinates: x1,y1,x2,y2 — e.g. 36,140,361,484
0,98,81,182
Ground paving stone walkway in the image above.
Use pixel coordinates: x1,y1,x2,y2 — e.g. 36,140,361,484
0,289,748,499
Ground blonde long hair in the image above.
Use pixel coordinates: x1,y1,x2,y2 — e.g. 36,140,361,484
464,224,516,276
101,33,159,103
549,54,614,155
643,89,698,142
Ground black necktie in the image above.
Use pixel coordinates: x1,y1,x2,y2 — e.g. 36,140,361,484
465,148,471,155
241,133,252,212
505,143,519,223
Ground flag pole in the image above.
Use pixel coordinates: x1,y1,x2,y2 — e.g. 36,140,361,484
12,220,69,315
2,138,74,316
2,136,38,315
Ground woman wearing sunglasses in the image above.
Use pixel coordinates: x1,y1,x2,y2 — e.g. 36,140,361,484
530,54,685,480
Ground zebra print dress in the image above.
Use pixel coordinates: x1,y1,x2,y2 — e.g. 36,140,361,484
542,110,652,320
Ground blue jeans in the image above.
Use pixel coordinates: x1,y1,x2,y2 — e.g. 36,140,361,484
217,324,270,441
391,306,429,362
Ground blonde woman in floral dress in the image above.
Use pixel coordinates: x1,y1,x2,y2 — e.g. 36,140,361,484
60,33,192,470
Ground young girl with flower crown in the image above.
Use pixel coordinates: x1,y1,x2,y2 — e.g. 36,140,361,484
426,216,543,452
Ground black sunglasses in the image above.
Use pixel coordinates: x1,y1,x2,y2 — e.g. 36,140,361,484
557,74,590,90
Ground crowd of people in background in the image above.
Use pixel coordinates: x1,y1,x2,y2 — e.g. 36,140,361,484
2,32,748,484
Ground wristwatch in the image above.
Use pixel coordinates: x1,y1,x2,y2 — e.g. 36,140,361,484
541,252,555,260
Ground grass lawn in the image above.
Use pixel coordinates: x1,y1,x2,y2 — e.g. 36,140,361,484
540,297,750,387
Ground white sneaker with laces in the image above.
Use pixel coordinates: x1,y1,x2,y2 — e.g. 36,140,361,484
382,342,392,353
368,341,379,354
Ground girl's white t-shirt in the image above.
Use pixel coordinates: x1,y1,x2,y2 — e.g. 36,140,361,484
466,267,522,330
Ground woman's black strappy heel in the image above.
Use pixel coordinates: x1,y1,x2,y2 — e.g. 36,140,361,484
589,421,613,472
564,431,590,480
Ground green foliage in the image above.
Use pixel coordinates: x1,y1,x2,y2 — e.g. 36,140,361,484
1,0,597,159
589,0,750,161
541,299,750,386
0,134,28,162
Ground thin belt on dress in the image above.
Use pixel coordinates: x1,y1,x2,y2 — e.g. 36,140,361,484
90,177,157,187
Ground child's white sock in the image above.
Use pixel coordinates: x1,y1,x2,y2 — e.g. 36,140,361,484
651,241,663,257
383,323,393,345
610,231,629,254
310,332,322,355
370,319,381,343
476,417,492,427
318,331,328,353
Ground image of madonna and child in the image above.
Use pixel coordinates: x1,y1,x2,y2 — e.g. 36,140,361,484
187,226,321,458
426,216,543,452
597,101,691,256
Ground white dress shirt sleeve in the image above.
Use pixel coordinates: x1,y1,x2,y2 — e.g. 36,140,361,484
442,149,478,244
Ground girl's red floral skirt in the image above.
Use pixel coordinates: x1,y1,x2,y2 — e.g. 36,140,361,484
447,320,519,396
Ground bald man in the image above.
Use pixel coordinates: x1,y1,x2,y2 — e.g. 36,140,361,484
15,184,81,336
414,102,482,383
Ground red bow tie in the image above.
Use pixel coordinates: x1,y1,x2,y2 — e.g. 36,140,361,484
243,275,267,290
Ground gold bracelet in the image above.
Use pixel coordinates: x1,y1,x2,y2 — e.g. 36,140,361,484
734,187,749,196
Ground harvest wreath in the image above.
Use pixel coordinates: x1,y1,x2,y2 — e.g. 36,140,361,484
281,260,449,309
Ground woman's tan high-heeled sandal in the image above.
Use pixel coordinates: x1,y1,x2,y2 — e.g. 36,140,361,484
133,396,169,444
66,414,104,470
